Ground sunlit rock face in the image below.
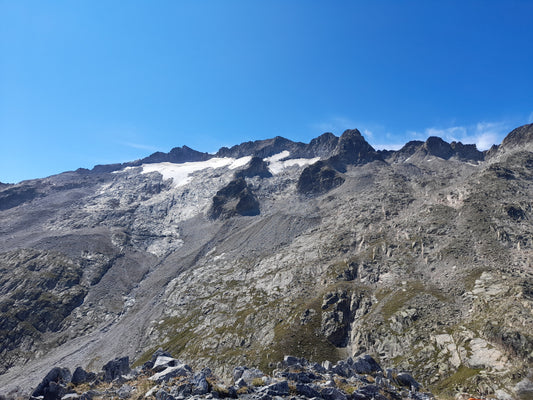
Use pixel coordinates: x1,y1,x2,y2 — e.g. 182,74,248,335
1,125,532,400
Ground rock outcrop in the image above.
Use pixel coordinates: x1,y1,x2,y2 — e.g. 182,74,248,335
24,352,432,400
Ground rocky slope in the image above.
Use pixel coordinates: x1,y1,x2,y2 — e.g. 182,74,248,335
0,125,532,400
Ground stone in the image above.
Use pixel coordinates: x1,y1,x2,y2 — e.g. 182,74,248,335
149,364,192,382
295,383,321,398
117,384,134,399
102,357,130,382
155,389,175,400
192,372,210,395
260,381,289,396
152,356,179,372
352,355,382,374
395,372,420,391
70,367,87,385
32,367,72,399
320,387,347,400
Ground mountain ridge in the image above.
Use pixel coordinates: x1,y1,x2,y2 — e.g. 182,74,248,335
0,124,532,400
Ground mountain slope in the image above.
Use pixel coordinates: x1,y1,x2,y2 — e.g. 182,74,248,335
0,125,532,399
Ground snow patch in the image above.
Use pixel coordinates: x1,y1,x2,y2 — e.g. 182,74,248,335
268,156,320,174
140,157,251,187
265,151,290,163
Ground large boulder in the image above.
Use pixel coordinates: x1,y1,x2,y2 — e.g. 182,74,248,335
32,367,72,400
102,357,130,382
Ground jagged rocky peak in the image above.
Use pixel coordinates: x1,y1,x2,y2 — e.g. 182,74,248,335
395,136,484,162
328,129,382,171
499,123,533,152
307,132,339,158
216,136,305,159
136,145,212,165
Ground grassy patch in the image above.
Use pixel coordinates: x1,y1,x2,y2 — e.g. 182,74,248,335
433,365,481,396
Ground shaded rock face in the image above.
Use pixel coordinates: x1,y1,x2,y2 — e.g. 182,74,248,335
210,177,260,219
217,136,306,159
103,357,130,382
134,145,212,165
235,157,273,179
500,123,533,150
421,136,454,159
297,161,345,195
0,185,41,211
329,129,382,172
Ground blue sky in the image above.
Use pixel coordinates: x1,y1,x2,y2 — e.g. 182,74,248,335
1,1,532,183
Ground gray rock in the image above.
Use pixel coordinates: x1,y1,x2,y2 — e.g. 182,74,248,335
295,383,320,398
192,372,210,395
152,355,180,372
260,381,289,396
352,355,382,375
395,372,420,391
117,384,134,399
150,364,192,382
102,357,130,382
155,389,176,400
32,367,72,399
320,387,347,400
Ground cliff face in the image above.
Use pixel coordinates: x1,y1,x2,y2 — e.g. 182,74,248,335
0,126,532,399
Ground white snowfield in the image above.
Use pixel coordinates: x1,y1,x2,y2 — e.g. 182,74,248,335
265,151,320,174
140,156,251,187
136,152,321,186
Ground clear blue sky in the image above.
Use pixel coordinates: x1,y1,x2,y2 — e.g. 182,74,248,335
1,1,532,183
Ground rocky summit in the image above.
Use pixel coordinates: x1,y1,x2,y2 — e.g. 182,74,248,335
1,125,533,400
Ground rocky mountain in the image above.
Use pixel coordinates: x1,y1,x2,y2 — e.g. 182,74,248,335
0,125,532,400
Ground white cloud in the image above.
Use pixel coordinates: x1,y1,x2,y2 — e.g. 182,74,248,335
410,121,509,151
528,112,533,124
372,143,404,151
363,129,374,139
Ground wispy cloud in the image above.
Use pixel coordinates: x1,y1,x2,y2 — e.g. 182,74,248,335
410,121,509,150
371,143,404,151
120,141,161,152
529,112,533,124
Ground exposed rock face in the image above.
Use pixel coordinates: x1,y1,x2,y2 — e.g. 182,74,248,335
235,156,273,179
136,145,212,165
499,123,533,151
1,124,532,400
210,177,260,219
328,129,382,171
297,161,345,194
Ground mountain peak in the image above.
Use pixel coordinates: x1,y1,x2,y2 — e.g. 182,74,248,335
499,123,533,152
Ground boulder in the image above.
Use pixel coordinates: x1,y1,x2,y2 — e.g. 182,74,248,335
320,387,347,400
296,383,321,398
102,357,130,382
352,355,382,374
152,356,179,372
32,367,72,400
260,381,289,396
395,372,421,391
149,364,192,382
192,371,210,395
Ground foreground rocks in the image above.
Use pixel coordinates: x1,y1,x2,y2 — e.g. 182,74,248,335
22,353,433,400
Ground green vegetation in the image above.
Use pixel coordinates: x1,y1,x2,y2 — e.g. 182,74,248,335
433,365,481,396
